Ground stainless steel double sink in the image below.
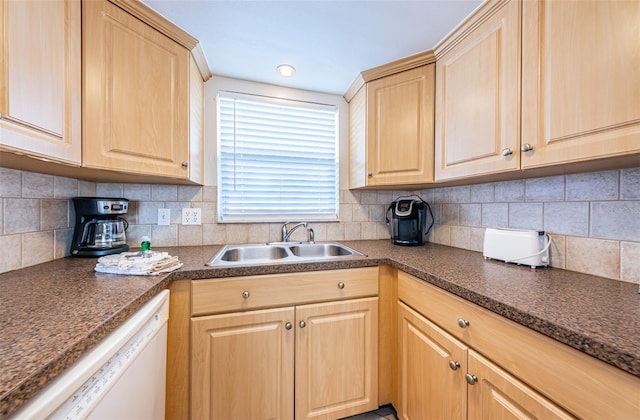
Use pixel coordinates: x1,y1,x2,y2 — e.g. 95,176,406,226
206,242,366,266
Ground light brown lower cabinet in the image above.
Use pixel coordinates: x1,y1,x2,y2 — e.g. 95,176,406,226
295,298,378,419
466,350,573,420
397,271,640,419
192,298,378,420
398,302,467,419
398,302,572,420
189,268,379,420
174,267,640,420
191,307,295,419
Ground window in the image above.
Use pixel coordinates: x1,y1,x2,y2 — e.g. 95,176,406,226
217,91,339,223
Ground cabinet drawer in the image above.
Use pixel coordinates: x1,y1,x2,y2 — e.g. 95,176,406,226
397,271,640,419
192,267,378,316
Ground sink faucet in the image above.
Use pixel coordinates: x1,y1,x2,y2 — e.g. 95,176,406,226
281,221,313,242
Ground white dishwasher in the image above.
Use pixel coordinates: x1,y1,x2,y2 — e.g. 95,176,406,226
13,290,170,420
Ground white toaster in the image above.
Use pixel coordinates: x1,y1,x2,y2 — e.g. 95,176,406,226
483,228,550,269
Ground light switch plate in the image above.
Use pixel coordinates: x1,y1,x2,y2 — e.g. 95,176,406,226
157,208,170,226
182,208,202,225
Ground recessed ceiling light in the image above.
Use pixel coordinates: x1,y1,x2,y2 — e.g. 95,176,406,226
277,64,296,77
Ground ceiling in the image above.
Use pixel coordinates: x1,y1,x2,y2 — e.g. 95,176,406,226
141,0,483,95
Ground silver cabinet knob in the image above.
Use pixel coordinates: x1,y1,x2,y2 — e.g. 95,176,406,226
501,148,513,156
285,322,292,330
520,143,533,152
465,373,478,385
338,282,345,289
367,172,372,177
457,318,469,328
242,290,250,299
181,161,189,168
449,360,460,371
299,320,306,328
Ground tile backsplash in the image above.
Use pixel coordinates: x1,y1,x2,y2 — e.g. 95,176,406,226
0,169,98,272
1,167,638,285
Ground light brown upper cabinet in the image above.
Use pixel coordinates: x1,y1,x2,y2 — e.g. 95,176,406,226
520,0,640,168
0,0,81,165
349,65,435,188
434,0,521,182
83,0,202,182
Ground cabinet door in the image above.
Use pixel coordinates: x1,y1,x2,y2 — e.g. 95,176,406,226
191,307,295,420
83,0,190,178
0,0,81,164
521,0,640,168
467,350,575,420
398,302,467,420
434,0,520,181
366,65,434,186
295,297,378,419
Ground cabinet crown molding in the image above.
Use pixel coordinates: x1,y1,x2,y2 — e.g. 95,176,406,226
344,0,504,101
433,0,509,59
344,50,435,102
108,0,213,81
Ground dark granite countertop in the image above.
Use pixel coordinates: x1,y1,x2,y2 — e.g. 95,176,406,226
1,240,639,417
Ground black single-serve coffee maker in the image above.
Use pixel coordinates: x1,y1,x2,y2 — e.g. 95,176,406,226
386,195,434,246
71,197,130,257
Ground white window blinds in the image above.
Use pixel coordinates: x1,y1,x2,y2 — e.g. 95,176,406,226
217,91,339,223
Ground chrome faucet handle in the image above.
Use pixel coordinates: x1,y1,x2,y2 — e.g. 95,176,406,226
308,227,315,243
282,221,308,242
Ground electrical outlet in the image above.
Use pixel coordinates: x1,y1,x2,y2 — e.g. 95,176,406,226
182,208,202,225
158,208,170,226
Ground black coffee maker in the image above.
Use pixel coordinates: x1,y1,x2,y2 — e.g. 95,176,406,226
71,197,130,257
386,195,434,246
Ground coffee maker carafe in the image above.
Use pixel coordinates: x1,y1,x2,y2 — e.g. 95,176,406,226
71,197,130,257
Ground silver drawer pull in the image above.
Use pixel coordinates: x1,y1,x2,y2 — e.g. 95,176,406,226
242,291,250,299
457,318,469,328
449,360,460,371
299,321,306,328
338,282,345,289
285,322,292,330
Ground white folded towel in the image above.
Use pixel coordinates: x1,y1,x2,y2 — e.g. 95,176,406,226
95,251,183,276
